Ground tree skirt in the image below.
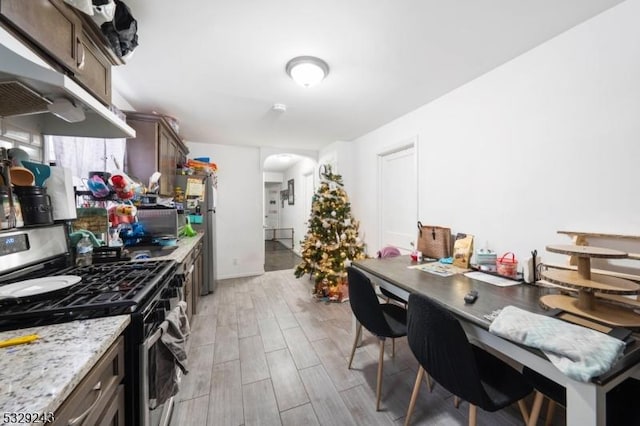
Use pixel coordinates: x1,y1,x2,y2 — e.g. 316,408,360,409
313,280,349,303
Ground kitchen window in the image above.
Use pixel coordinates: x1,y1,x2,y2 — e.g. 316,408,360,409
0,119,44,162
45,135,126,187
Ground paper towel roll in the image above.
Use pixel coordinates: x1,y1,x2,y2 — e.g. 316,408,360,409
46,166,77,221
523,256,542,283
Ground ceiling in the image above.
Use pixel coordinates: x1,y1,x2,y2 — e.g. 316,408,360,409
263,153,304,173
113,0,623,151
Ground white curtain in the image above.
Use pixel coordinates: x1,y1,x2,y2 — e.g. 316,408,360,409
46,136,126,189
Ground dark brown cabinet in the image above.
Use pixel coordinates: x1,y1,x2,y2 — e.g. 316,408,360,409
0,0,120,104
76,28,112,103
181,239,203,322
0,0,81,72
125,112,188,197
95,384,125,426
53,336,125,426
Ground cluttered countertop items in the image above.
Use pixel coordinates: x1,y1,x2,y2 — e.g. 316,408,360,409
0,315,130,417
68,228,203,264
127,231,204,263
403,222,640,334
2,144,214,266
1,147,66,229
68,155,215,267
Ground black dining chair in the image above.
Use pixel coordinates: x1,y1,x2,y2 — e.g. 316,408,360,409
523,366,564,426
405,293,532,426
347,266,410,411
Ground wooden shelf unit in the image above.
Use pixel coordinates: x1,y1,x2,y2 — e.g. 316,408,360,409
540,243,640,328
557,230,640,264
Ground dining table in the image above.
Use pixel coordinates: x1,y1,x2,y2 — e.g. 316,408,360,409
352,255,640,426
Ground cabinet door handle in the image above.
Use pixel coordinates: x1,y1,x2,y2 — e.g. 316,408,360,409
77,39,86,70
68,381,102,425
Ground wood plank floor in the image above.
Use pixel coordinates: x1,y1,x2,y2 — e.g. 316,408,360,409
264,240,302,272
170,269,561,425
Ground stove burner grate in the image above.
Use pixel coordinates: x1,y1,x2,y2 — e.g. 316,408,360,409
0,260,177,326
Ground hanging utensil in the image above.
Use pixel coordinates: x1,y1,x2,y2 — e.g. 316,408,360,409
9,166,35,186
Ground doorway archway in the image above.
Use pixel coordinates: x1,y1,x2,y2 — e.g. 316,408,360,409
261,149,318,271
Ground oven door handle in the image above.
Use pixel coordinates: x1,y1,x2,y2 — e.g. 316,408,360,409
144,326,164,350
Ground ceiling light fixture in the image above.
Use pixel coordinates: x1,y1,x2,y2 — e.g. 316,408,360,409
285,56,329,88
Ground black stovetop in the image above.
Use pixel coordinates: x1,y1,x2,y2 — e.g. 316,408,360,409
0,260,176,330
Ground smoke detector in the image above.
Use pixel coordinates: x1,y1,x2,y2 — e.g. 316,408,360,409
272,103,287,113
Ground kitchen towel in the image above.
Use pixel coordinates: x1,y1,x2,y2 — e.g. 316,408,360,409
149,301,190,408
160,300,190,373
489,305,625,382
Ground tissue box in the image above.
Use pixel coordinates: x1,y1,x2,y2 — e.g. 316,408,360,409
475,249,497,265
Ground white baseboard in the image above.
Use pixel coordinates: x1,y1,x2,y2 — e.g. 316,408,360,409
217,270,265,280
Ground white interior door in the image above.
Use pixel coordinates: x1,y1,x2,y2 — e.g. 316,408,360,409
378,141,417,251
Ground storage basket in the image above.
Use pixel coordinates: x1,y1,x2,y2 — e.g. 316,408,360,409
496,252,518,278
188,214,203,224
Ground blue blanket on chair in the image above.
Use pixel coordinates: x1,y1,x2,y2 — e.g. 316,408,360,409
489,305,625,382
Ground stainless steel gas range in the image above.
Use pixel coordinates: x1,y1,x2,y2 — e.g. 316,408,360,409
0,224,183,426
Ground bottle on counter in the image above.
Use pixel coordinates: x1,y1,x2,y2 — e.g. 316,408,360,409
11,190,23,228
0,187,11,229
0,187,23,229
76,234,93,266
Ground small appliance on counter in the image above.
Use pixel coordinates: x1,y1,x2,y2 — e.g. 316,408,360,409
136,206,179,239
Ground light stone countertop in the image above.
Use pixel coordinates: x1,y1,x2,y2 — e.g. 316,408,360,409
0,315,130,421
129,232,204,264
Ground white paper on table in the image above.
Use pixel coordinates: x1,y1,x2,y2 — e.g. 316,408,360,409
464,271,522,287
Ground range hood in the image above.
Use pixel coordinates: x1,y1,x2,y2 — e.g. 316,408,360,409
0,27,135,139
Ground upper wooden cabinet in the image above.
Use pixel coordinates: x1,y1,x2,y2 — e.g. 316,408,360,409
0,0,120,105
0,0,80,71
125,112,189,197
76,18,115,103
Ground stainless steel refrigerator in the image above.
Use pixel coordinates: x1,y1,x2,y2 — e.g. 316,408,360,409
176,173,217,294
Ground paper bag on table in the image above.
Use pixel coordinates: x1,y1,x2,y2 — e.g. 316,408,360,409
453,233,474,269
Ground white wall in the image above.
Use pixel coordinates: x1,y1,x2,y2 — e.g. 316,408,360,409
319,141,355,195
263,172,283,183
187,142,264,279
348,0,640,267
279,157,317,254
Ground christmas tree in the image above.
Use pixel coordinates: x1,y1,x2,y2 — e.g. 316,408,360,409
294,165,366,301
